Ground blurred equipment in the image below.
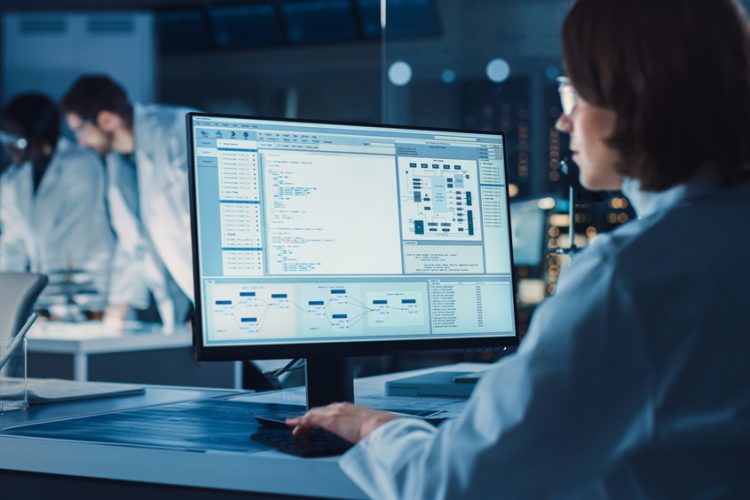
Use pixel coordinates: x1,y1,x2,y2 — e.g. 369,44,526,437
0,272,47,339
36,268,105,321
553,156,581,257
0,131,28,151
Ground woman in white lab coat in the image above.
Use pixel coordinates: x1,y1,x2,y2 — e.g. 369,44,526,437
62,76,193,328
288,0,750,497
0,93,113,313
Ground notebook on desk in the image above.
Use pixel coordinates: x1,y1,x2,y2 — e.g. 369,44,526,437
386,371,487,398
0,378,144,404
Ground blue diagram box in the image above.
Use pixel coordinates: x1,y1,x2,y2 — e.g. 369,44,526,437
443,164,451,169
271,294,288,299
239,292,256,297
414,192,422,202
308,301,325,306
414,220,425,235
331,289,347,294
373,300,388,305
410,163,417,168
240,318,257,323
432,164,440,169
332,314,348,319
466,192,473,206
454,165,461,170
401,299,417,304
215,300,232,305
468,210,475,235
421,163,429,168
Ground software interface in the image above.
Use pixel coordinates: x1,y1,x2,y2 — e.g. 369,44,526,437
191,116,516,346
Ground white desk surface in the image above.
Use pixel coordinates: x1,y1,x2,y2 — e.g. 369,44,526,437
27,321,192,355
0,362,488,498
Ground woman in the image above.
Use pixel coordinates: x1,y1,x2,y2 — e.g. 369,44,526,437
288,0,750,497
0,93,114,314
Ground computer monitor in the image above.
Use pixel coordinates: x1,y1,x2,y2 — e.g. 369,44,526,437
510,198,553,307
188,113,519,408
510,199,549,268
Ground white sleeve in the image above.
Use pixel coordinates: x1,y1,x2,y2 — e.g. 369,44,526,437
106,238,150,310
0,173,29,271
104,156,151,309
44,154,115,309
340,245,653,499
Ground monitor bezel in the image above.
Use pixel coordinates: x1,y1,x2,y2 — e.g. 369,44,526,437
187,112,520,361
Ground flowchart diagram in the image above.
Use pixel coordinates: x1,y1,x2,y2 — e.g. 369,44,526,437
206,283,429,340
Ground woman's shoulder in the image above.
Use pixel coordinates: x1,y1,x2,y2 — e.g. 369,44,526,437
583,181,750,280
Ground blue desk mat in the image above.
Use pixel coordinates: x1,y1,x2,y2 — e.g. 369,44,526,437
2,399,306,453
1,397,443,453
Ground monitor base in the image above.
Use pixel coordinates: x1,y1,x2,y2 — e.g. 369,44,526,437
305,356,354,409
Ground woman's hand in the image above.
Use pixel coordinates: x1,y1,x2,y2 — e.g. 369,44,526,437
287,402,400,443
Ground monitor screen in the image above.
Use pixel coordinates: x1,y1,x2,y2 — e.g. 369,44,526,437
510,199,548,267
189,114,518,358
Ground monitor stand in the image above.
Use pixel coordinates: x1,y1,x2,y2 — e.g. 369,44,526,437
305,356,354,409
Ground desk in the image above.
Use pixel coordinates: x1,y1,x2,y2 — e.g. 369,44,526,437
27,321,242,388
0,363,485,499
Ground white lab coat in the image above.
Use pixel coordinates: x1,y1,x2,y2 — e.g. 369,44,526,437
107,103,195,328
0,140,114,308
341,175,750,498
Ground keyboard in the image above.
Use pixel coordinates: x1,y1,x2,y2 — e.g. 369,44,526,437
250,427,353,458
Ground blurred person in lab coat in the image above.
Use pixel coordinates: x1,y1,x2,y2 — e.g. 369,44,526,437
0,93,113,313
61,75,194,329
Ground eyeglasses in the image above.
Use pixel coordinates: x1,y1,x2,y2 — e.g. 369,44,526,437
0,131,28,150
557,76,577,116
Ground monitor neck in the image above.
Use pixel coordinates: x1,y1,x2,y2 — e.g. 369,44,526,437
305,356,354,409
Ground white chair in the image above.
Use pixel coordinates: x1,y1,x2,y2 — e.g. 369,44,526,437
0,272,47,339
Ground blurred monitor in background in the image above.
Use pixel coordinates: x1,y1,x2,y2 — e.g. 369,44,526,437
510,197,553,307
510,198,549,267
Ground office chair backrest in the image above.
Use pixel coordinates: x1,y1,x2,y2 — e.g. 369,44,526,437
0,272,47,339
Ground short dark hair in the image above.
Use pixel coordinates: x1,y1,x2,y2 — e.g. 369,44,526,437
2,92,60,147
61,74,132,123
562,0,750,191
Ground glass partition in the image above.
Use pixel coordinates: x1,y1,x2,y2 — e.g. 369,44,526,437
380,0,636,323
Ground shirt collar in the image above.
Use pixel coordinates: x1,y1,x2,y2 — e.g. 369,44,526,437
621,172,722,219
